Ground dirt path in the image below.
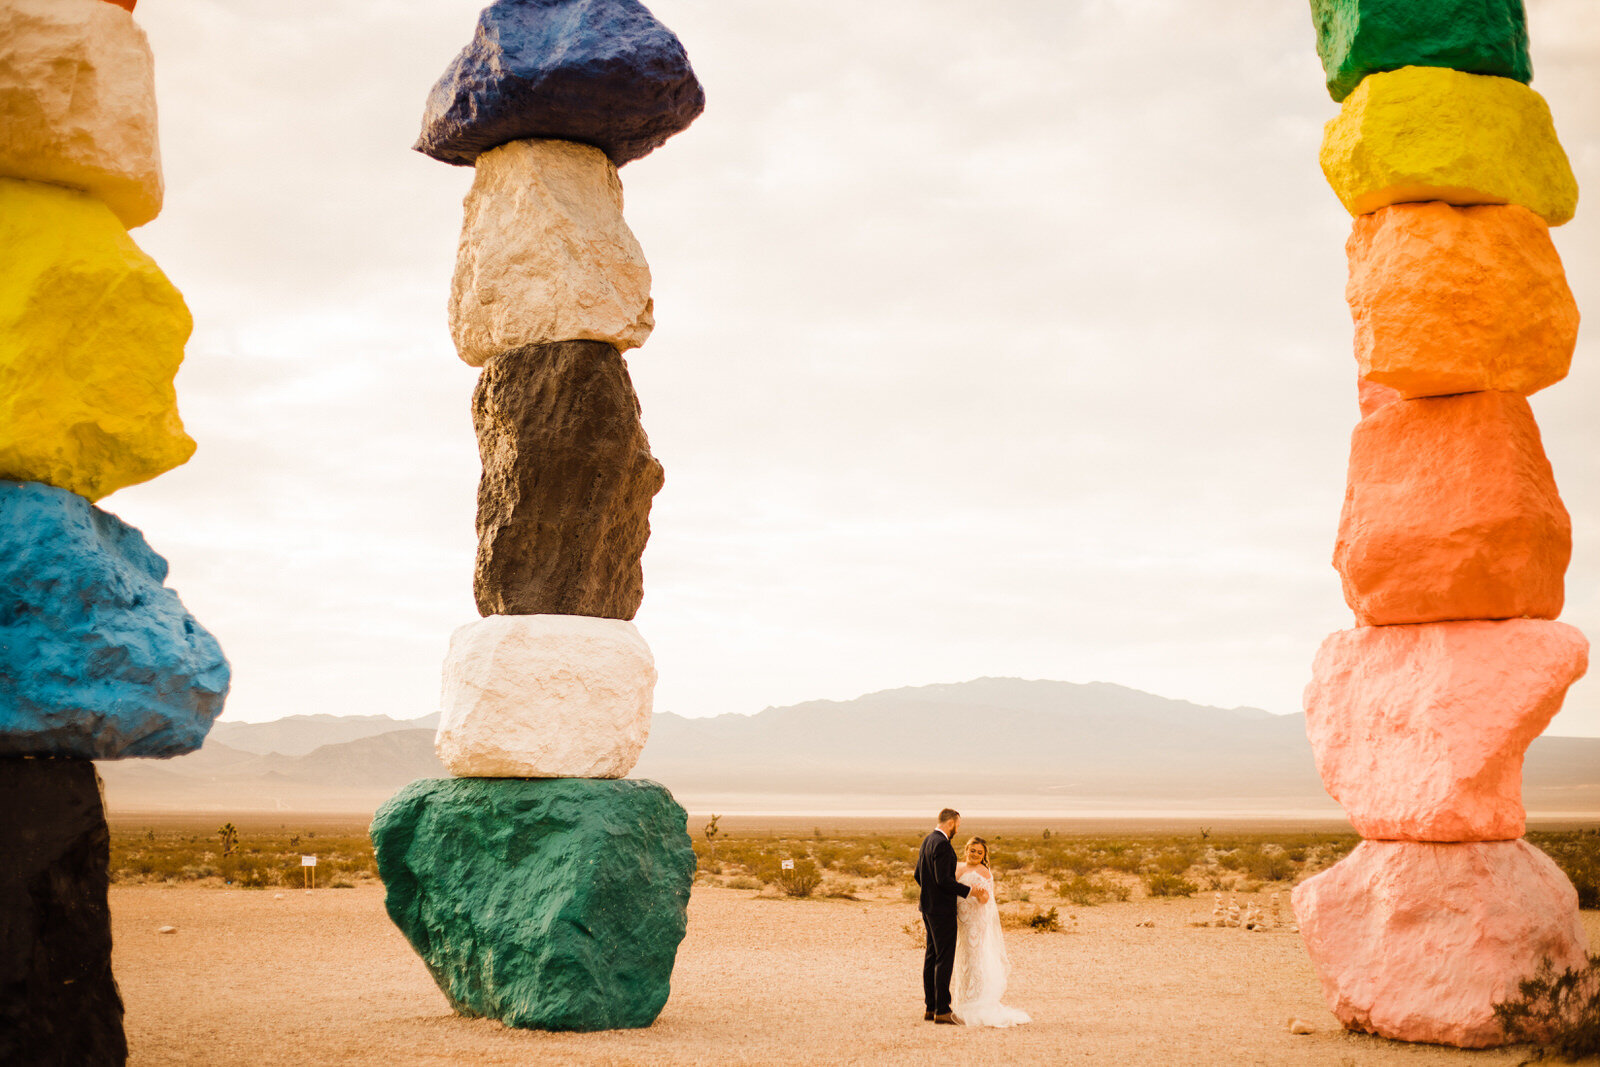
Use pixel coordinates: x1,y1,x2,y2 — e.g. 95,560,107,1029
112,885,1592,1065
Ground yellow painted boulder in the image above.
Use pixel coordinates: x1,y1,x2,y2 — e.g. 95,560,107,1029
1321,66,1577,226
0,0,162,229
0,180,195,501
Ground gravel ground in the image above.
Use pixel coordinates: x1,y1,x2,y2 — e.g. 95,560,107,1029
112,884,1598,1066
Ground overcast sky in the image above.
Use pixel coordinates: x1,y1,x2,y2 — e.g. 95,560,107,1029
112,1,1600,733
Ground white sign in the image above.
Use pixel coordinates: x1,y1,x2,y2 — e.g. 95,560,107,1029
301,855,317,867
781,859,794,870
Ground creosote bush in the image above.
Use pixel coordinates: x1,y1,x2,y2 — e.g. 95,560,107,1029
1494,953,1600,1060
1145,872,1198,898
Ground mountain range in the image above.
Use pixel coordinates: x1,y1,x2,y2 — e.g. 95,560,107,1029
94,678,1600,817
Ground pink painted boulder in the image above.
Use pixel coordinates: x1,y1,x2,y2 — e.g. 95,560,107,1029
1305,620,1588,840
1294,840,1588,1048
1335,391,1570,626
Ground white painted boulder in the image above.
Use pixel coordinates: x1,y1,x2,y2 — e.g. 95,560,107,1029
1294,840,1588,1048
0,0,162,228
449,139,653,366
435,614,656,778
1305,619,1588,841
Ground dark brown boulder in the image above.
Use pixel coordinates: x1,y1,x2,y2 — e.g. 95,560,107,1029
0,757,125,1067
473,340,663,619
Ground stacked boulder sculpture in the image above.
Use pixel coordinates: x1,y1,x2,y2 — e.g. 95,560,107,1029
1293,0,1589,1048
371,0,700,1032
0,0,229,1062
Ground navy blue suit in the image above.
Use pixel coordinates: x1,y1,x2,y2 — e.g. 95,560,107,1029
913,829,971,1014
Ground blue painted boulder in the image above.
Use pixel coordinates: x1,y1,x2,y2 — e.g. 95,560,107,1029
0,481,229,759
372,777,696,1031
415,0,705,168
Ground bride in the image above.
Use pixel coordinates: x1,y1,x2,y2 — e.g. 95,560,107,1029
951,837,1032,1028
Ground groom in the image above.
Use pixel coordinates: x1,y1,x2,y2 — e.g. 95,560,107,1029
914,807,988,1023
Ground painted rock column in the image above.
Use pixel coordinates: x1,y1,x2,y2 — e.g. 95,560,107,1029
1294,0,1588,1048
372,0,702,1032
0,1,230,1062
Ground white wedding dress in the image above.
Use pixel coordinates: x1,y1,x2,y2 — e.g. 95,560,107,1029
951,867,1032,1027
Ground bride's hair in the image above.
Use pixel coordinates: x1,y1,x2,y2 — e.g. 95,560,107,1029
966,836,990,868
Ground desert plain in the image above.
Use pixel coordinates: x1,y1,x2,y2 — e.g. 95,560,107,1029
108,815,1600,1066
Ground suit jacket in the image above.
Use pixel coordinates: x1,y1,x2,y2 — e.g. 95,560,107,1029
914,830,971,917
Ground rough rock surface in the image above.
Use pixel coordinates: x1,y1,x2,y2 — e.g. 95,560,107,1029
415,0,704,168
0,481,230,760
435,614,655,778
450,140,653,365
0,179,195,501
474,340,662,618
1321,66,1577,226
1305,620,1588,840
1356,377,1401,418
1293,839,1588,1047
0,758,126,1066
371,777,696,1031
0,0,162,228
1311,0,1531,102
1335,391,1569,626
1347,203,1576,398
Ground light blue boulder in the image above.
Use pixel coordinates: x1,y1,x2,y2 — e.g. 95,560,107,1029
415,0,705,168
0,481,229,759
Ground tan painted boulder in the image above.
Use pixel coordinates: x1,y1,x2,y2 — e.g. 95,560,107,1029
0,0,162,228
1293,840,1588,1047
449,139,653,367
1321,66,1577,226
0,180,194,501
1347,203,1577,398
435,614,656,778
1335,391,1569,626
1305,620,1588,840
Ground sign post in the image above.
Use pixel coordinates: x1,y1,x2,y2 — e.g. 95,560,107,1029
302,854,317,890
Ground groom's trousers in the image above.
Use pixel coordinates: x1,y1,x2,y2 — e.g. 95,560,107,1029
922,910,958,1014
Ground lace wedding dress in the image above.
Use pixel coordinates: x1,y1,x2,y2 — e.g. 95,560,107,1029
951,867,1032,1027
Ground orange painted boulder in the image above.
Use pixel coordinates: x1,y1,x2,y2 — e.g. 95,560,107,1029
1356,377,1400,418
1293,840,1588,1047
1335,391,1569,626
1347,203,1577,398
101,0,136,10
1305,620,1588,841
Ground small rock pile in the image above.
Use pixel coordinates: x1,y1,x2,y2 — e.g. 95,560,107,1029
1292,0,1588,1049
0,1,229,1063
370,0,701,1033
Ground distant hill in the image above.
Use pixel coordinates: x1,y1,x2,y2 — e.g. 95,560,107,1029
95,678,1600,817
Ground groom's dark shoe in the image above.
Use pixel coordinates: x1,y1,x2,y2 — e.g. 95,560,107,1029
924,1011,935,1021
934,1013,957,1025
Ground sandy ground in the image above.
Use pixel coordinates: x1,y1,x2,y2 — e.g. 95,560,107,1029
111,884,1599,1066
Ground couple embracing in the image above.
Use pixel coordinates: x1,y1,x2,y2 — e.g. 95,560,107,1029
914,808,1032,1028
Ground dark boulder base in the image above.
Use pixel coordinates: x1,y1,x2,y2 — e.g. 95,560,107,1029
1311,0,1531,102
416,0,705,167
0,758,125,1067
473,340,663,619
371,777,696,1031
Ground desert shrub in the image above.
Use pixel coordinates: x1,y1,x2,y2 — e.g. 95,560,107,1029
991,850,1026,873
1243,846,1295,883
822,880,859,900
1154,848,1198,876
776,858,822,898
1145,872,1197,898
1494,954,1600,1059
726,875,761,890
1058,875,1122,906
1529,833,1600,910
902,883,919,902
1025,907,1061,933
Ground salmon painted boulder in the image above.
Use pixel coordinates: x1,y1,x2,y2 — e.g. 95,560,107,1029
1294,840,1588,1047
1335,391,1569,626
1347,203,1577,398
1321,66,1576,226
1310,0,1531,103
1305,620,1587,840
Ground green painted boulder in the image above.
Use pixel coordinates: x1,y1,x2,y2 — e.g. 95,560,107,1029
371,776,695,1031
1311,0,1532,102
